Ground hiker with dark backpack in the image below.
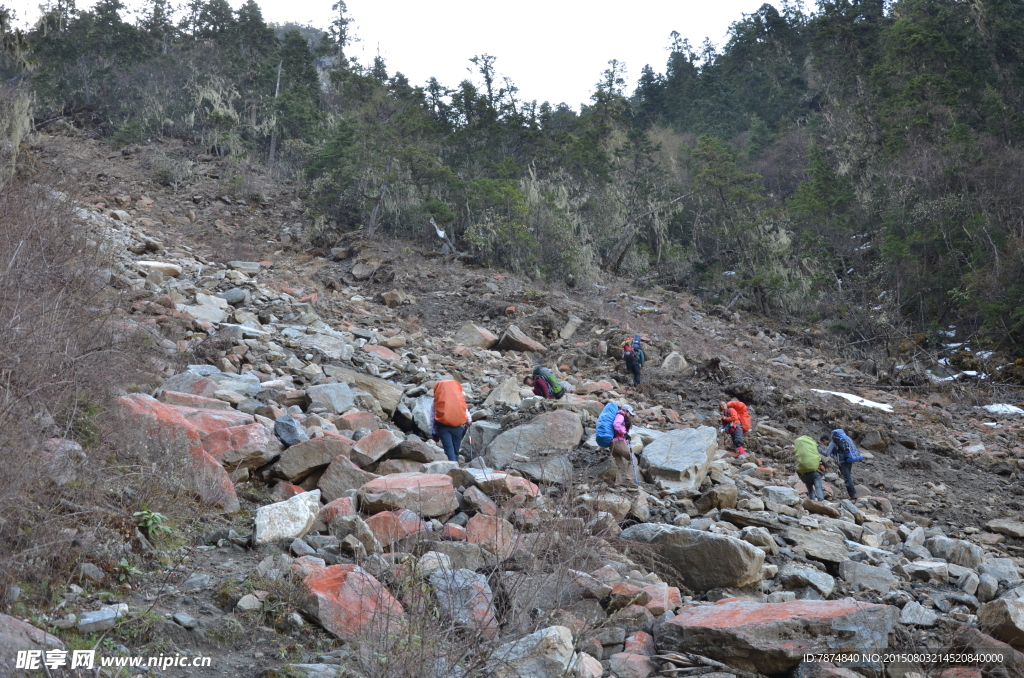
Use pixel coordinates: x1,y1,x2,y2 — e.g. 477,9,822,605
523,366,565,400
431,380,471,462
621,334,648,387
820,429,864,501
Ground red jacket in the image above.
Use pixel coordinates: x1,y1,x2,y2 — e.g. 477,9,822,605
532,378,552,399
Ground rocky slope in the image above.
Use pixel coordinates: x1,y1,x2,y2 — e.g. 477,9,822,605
4,132,1024,678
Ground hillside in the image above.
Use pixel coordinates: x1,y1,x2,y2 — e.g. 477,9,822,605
3,129,1024,678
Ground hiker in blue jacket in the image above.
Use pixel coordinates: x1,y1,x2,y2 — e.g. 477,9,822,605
820,430,860,501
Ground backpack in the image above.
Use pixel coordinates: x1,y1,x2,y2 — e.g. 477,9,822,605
532,366,564,397
794,436,822,474
434,380,468,427
831,429,864,463
726,400,752,431
596,402,620,448
623,335,646,366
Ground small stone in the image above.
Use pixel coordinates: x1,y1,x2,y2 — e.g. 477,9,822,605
236,594,262,612
180,573,212,591
172,612,198,629
80,563,105,583
78,609,119,634
900,601,938,627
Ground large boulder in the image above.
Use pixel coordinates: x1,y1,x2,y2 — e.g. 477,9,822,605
490,625,575,678
429,568,499,639
113,394,238,511
307,383,356,414
279,435,355,482
204,423,281,471
298,563,405,640
0,613,65,677
323,366,403,415
640,427,717,493
469,421,502,458
350,429,403,467
782,526,849,564
486,411,583,469
978,600,1024,649
839,561,897,592
455,322,499,349
987,518,1024,539
498,325,547,353
317,456,379,502
484,378,522,408
620,523,763,592
926,535,983,569
661,352,688,373
466,514,517,559
358,473,458,517
254,490,321,545
654,599,899,674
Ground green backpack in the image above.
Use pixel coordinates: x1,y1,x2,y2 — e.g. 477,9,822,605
532,366,564,396
794,436,822,474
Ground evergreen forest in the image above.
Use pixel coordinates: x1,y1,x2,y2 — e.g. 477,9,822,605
3,0,1024,359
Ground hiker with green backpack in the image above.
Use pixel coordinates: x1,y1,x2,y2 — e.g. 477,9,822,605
523,366,565,400
794,435,826,501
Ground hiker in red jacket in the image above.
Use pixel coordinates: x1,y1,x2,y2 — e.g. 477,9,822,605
719,400,750,459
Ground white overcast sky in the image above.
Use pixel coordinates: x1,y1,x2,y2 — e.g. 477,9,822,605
9,0,773,107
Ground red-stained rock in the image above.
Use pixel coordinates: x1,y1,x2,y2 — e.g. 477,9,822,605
272,483,305,500
498,324,547,353
204,423,279,471
608,582,652,612
334,411,377,431
278,435,355,481
114,394,239,511
318,497,357,525
318,455,378,502
624,631,656,656
363,344,400,361
365,509,428,544
654,599,899,675
465,514,517,559
350,428,403,467
641,582,672,616
300,564,406,640
190,448,241,512
175,406,255,436
476,472,540,498
441,524,467,541
609,652,658,678
158,390,232,410
359,473,458,518
463,485,498,516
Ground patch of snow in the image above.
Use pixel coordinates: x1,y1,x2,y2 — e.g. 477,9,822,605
723,271,736,276
944,343,963,349
980,404,1024,416
810,389,894,412
938,330,956,337
977,351,994,359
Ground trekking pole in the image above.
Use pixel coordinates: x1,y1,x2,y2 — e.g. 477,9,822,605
629,446,641,486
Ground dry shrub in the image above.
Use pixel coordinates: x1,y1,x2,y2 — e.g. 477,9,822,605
0,174,179,604
0,83,32,187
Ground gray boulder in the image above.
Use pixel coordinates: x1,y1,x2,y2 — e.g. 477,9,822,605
275,415,309,446
640,427,717,493
307,383,356,414
486,411,583,469
779,564,835,597
469,420,502,458
839,561,897,591
620,523,763,591
926,536,983,569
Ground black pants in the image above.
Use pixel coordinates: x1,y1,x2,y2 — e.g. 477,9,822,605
625,358,642,385
839,462,857,500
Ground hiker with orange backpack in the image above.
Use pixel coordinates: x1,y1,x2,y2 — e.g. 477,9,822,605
431,380,471,462
719,400,751,459
621,334,649,387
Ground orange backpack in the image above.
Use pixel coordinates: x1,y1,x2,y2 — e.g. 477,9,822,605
727,400,752,431
434,380,468,427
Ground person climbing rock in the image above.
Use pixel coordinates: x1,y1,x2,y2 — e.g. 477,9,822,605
820,429,863,501
794,435,825,501
523,366,564,399
431,379,471,463
610,404,638,486
719,400,751,458
621,334,648,387
596,402,638,485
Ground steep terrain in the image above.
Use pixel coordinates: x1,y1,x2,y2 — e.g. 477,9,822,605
4,131,1024,678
